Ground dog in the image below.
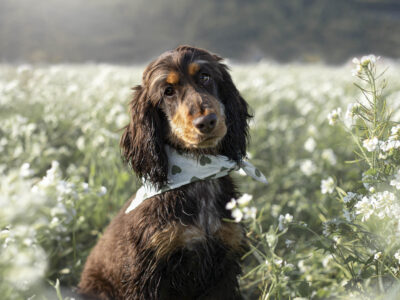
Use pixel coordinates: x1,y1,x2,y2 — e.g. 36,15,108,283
78,45,262,299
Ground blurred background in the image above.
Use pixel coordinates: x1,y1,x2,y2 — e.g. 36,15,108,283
2,1,400,299
1,0,400,64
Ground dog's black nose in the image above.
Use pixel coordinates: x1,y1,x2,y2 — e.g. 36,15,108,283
193,113,217,134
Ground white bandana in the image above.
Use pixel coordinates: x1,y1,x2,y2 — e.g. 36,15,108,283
125,145,268,213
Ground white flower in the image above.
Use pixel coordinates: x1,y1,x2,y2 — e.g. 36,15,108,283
351,64,363,76
352,191,399,222
300,160,317,176
360,54,379,66
243,206,257,220
351,55,380,75
374,252,382,260
278,213,293,231
98,186,107,196
390,170,400,190
381,139,400,152
344,103,360,124
343,192,358,203
231,208,243,223
271,204,280,218
322,255,333,268
225,198,236,210
327,108,341,125
321,177,335,194
237,193,253,205
394,250,400,264
19,163,33,178
266,233,276,248
37,160,62,189
274,258,283,267
354,196,374,222
352,57,360,65
391,124,400,137
304,137,316,152
363,137,379,152
81,182,90,193
321,149,337,165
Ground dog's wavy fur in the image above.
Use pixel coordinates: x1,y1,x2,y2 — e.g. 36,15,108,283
78,45,252,300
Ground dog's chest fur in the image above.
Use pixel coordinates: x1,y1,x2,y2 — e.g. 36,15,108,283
184,179,223,235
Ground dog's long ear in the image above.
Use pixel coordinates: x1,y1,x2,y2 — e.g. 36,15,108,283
120,85,168,188
215,59,252,162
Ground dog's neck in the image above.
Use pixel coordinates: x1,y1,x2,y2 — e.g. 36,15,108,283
184,179,225,234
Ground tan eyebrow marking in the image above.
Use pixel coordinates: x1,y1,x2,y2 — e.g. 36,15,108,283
166,71,179,85
188,63,200,76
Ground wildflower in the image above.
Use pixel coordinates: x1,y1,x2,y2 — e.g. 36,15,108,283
344,103,360,124
19,163,33,178
343,192,359,203
321,177,335,194
243,206,257,220
81,182,90,193
374,252,382,260
363,137,379,152
300,160,317,176
391,124,400,138
271,204,280,217
381,139,400,153
98,186,107,196
352,55,379,68
353,191,399,221
38,161,61,188
76,136,85,151
327,108,341,125
278,213,293,231
394,250,400,264
351,64,363,76
266,233,276,248
390,170,400,190
274,258,283,267
237,193,253,205
354,196,374,221
360,55,379,67
321,149,337,165
225,198,236,210
322,255,333,268
231,208,243,223
304,137,316,152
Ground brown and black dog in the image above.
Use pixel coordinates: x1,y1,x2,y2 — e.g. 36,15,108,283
78,45,251,300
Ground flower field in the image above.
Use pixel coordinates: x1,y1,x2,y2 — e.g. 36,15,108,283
1,58,400,299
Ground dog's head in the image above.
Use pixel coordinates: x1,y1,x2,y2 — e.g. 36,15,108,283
121,45,251,187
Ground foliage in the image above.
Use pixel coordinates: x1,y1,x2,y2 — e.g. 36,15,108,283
0,59,399,299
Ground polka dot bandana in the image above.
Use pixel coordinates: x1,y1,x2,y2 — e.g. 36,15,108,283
125,145,267,213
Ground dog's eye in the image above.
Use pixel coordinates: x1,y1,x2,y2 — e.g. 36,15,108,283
199,73,211,84
164,86,175,97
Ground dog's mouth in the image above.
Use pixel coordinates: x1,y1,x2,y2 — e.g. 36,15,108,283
196,134,224,148
167,124,227,150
